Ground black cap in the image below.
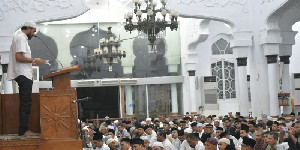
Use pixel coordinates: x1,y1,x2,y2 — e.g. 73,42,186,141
171,128,178,132
243,137,256,148
206,124,213,128
178,130,184,136
88,121,93,123
93,132,103,141
131,138,144,145
108,129,115,133
219,132,228,138
121,138,131,143
236,112,240,115
241,124,249,132
216,127,223,131
143,126,150,131
191,122,198,127
180,120,186,124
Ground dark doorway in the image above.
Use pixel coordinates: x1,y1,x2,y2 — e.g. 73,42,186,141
77,86,119,120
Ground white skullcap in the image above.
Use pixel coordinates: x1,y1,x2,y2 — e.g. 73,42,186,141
107,125,114,129
23,21,37,28
146,118,152,121
197,123,203,127
82,126,88,130
106,138,115,145
257,117,262,120
130,127,136,132
152,142,163,147
140,136,149,141
214,118,220,121
169,121,174,125
141,121,147,125
184,128,192,133
114,120,118,124
218,138,230,145
218,114,223,118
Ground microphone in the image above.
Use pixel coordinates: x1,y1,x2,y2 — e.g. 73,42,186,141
34,35,64,68
72,97,90,103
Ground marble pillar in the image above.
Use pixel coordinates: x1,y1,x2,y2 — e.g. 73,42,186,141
267,55,280,116
280,56,292,114
125,85,133,116
188,71,197,113
171,83,178,114
237,58,249,117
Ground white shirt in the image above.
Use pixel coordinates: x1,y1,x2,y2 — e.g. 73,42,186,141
7,31,33,81
180,140,191,150
147,130,157,147
85,143,110,150
193,141,205,150
163,138,175,150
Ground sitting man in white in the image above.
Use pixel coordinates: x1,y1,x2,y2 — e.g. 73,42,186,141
85,132,110,150
186,133,205,150
157,130,175,150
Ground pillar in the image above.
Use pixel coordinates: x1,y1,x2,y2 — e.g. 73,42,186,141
188,70,197,113
2,64,13,94
237,58,249,116
125,85,133,116
280,56,292,114
171,83,178,114
267,55,280,116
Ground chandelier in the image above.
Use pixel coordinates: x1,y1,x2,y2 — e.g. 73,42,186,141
124,0,179,51
94,27,126,71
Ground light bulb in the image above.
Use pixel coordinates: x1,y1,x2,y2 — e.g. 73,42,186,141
161,8,167,16
147,9,154,16
136,9,143,16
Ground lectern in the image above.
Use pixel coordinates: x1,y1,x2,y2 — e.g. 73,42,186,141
39,67,82,149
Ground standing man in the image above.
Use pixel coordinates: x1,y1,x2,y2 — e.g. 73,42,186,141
7,21,45,136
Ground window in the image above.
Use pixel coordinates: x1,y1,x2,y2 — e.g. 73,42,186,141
211,38,233,55
211,60,236,99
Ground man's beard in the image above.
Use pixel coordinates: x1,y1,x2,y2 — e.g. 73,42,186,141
27,33,33,40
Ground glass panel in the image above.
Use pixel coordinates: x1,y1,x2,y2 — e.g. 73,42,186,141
29,23,182,80
215,38,227,51
225,91,230,99
148,85,171,118
132,85,147,120
212,44,220,55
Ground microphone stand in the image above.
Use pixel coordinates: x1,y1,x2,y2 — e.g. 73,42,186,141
34,35,64,69
72,97,90,140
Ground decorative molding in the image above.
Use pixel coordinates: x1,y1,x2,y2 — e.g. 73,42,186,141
237,57,247,66
0,0,81,21
0,139,42,147
176,0,249,13
266,55,278,64
259,0,275,5
279,56,290,64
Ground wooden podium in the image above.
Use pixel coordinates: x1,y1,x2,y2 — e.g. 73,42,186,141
39,67,81,149
0,67,82,150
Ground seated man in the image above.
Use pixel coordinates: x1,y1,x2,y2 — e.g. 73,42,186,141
85,132,110,150
152,142,164,150
132,138,147,150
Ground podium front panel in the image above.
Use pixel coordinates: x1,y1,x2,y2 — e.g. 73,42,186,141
1,94,40,134
40,89,78,139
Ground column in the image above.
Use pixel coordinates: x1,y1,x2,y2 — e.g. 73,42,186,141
125,85,133,116
2,64,13,94
280,56,292,114
188,70,197,113
267,55,280,116
171,83,178,114
237,58,249,117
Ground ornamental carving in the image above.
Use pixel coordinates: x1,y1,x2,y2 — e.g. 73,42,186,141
40,89,78,138
176,0,249,13
42,104,71,131
0,0,79,21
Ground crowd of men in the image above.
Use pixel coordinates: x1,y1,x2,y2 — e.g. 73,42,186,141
81,112,300,150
